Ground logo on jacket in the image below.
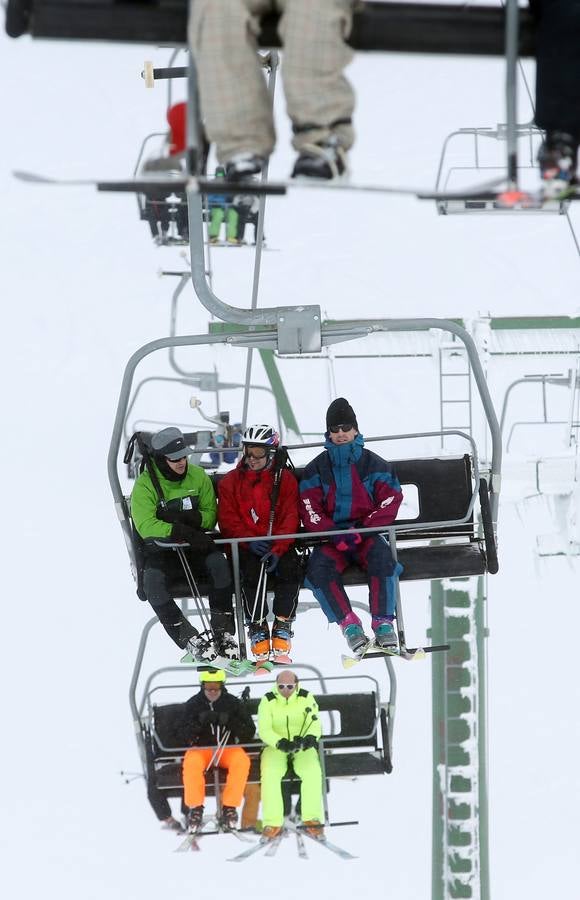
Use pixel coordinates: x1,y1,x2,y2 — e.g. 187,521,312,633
302,498,321,524
250,508,259,523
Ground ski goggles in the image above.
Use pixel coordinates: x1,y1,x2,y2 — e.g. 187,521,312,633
328,423,355,434
244,447,269,460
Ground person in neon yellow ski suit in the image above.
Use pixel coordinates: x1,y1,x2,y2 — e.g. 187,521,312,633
257,670,324,839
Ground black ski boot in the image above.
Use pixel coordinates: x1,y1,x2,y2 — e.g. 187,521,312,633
220,806,239,831
211,612,239,661
224,152,265,181
186,805,204,833
162,816,185,834
248,620,270,662
271,617,293,660
291,137,347,180
185,631,218,664
538,131,578,197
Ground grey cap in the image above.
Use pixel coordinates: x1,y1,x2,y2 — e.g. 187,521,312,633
151,427,190,461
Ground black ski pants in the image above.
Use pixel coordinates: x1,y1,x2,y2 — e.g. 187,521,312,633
533,0,580,138
142,544,233,649
239,547,302,623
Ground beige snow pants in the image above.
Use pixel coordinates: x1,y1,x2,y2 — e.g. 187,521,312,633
188,0,355,162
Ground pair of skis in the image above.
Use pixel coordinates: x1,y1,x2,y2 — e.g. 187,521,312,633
228,824,356,862
176,823,255,853
14,168,580,207
341,640,449,668
180,652,292,677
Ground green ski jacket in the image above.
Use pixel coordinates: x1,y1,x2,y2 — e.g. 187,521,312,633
258,687,322,748
130,463,217,540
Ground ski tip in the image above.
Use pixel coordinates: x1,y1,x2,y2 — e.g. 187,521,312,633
13,170,55,184
341,654,358,670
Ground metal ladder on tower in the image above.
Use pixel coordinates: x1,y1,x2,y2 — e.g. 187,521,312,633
439,338,473,448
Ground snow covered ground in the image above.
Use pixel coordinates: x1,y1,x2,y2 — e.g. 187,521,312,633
1,21,580,900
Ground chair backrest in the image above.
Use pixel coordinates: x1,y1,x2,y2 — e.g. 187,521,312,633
151,691,378,755
211,453,476,541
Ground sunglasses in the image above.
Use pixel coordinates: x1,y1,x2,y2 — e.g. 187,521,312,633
278,683,296,690
245,448,268,460
329,423,354,434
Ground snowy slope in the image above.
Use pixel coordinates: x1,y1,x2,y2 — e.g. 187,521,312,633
1,26,580,900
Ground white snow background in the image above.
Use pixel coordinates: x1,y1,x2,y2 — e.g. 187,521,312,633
1,13,580,900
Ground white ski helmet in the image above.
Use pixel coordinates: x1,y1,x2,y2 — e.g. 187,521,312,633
242,424,279,447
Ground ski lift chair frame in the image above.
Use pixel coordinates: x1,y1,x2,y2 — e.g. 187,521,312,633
131,642,392,826
500,371,580,453
434,124,573,216
133,131,189,246
109,325,501,649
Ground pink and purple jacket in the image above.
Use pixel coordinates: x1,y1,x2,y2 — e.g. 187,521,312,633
299,434,403,535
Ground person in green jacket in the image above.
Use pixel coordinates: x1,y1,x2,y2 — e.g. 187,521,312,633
257,670,324,840
130,427,236,662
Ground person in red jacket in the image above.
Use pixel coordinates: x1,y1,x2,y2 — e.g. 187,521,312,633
218,425,302,661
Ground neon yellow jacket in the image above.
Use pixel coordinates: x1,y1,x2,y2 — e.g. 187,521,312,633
257,687,321,749
130,462,217,540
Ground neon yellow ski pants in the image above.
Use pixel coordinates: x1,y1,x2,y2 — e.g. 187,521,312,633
260,746,323,827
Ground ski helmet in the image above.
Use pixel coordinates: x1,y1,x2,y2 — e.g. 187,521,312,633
199,668,227,684
242,425,279,447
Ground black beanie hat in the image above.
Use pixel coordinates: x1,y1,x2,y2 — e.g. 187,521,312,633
326,398,358,431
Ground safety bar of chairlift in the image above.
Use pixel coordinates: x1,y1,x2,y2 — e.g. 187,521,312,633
130,625,333,723
107,329,501,522
121,373,277,445
144,671,380,718
434,125,544,196
499,374,580,437
129,605,396,744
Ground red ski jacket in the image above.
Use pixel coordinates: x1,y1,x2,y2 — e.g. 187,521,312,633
218,461,300,557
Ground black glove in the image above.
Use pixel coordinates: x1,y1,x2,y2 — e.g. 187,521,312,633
301,734,319,751
218,711,230,727
170,524,215,553
188,722,202,744
198,710,218,726
276,738,296,753
157,498,202,528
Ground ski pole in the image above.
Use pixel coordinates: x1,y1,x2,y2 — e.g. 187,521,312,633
177,547,212,637
249,446,288,624
295,709,319,752
205,727,231,771
249,561,268,623
290,707,312,754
